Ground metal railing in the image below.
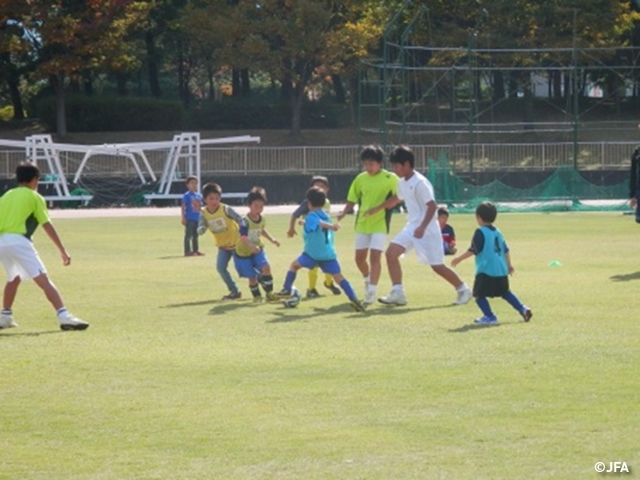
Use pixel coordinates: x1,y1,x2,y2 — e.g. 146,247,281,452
0,142,636,179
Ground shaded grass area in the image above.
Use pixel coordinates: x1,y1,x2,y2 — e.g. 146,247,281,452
1,212,639,478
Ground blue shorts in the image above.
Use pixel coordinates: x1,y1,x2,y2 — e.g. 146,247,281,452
297,253,341,275
234,250,269,279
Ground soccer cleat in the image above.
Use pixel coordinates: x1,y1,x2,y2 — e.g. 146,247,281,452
349,299,366,313
194,251,205,256
324,282,341,295
0,313,18,329
265,292,280,303
222,291,242,300
306,288,320,299
378,290,407,306
275,288,292,298
363,290,377,306
59,312,89,331
454,287,473,305
474,315,498,325
521,307,533,322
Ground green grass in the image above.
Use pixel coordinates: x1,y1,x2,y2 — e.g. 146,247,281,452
1,211,639,479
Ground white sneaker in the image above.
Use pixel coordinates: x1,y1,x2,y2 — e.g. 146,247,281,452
363,289,377,306
454,287,473,305
0,313,18,329
59,312,89,331
378,290,407,306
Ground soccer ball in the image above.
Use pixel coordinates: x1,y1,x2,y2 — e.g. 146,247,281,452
281,287,302,308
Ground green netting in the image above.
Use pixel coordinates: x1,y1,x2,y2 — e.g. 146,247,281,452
426,153,630,213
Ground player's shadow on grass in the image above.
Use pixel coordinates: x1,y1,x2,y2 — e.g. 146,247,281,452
610,271,640,282
448,323,503,333
157,255,192,260
363,303,455,317
267,303,365,323
208,300,264,314
162,299,218,308
0,330,63,338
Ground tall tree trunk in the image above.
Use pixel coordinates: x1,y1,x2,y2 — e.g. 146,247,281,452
146,32,161,97
207,64,215,101
492,71,505,101
8,71,25,120
51,73,68,137
241,68,250,97
290,84,304,137
232,69,241,97
332,74,346,104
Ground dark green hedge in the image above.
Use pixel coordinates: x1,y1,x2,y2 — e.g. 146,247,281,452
35,95,347,132
186,101,346,130
36,95,186,132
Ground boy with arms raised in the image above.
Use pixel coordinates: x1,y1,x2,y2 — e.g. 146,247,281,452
337,145,398,306
198,182,243,299
366,145,472,306
278,187,365,312
0,162,88,331
452,202,532,325
287,175,341,298
234,187,279,302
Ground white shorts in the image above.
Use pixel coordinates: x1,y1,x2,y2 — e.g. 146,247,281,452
391,225,444,266
0,234,47,281
355,233,387,251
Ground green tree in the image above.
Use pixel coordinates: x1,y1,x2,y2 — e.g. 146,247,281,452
3,0,148,135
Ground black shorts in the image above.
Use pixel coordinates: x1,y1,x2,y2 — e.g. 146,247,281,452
473,273,509,298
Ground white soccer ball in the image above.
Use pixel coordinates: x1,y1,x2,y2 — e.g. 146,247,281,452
281,287,302,308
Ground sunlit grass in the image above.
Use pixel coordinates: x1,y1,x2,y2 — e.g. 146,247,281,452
1,211,638,479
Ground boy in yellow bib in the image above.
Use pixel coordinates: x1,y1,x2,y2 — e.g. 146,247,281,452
198,183,243,299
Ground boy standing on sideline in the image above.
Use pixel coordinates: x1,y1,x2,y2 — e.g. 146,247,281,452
287,175,341,298
234,187,280,302
181,175,203,256
278,187,366,312
438,207,457,255
336,145,399,306
451,202,532,325
0,162,88,331
198,183,243,300
365,145,473,306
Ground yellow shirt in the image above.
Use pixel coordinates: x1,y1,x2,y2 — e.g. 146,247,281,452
235,214,266,258
0,186,50,239
200,204,240,249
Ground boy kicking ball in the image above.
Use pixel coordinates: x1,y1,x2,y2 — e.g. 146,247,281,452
0,162,88,331
277,187,366,313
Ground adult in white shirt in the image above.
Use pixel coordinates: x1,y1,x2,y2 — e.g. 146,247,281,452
365,145,473,306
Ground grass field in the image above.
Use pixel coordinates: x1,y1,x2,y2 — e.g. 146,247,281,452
1,211,639,479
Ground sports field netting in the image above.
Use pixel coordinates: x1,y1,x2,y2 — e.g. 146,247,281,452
426,154,629,213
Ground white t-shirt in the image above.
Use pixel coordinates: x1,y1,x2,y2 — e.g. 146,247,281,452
396,171,441,237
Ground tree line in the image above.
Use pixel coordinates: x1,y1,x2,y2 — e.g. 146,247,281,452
1,0,639,137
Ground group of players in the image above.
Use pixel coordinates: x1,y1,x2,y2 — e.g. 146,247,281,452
187,144,533,324
0,143,540,332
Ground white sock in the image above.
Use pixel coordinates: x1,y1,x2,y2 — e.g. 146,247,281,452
366,284,377,295
456,283,469,292
392,284,404,293
56,307,68,319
